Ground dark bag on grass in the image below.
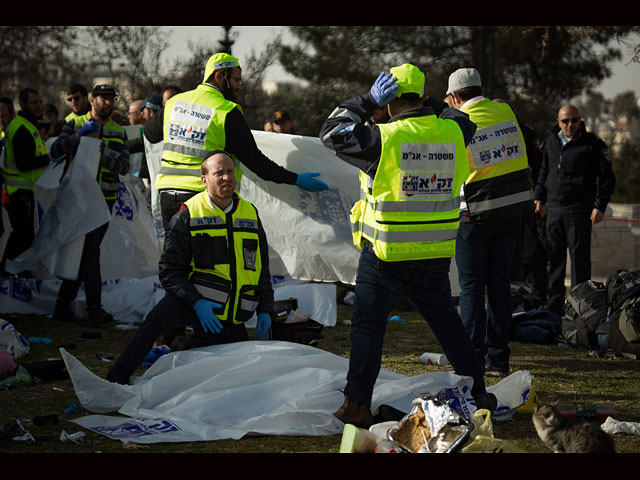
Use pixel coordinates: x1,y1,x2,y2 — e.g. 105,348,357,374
269,297,324,346
561,280,608,349
605,268,640,314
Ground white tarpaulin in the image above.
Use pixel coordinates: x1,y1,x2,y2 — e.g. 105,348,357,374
61,341,531,444
61,341,475,444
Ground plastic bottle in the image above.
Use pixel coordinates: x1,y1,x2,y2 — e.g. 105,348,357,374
558,403,616,423
374,441,399,453
419,352,449,366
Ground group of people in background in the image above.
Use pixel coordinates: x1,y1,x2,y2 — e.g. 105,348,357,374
0,52,616,429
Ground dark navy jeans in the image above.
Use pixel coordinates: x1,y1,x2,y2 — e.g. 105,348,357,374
344,243,486,408
455,221,520,372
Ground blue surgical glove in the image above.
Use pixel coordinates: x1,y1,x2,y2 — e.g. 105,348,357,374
50,155,65,164
295,172,328,192
78,118,99,137
370,72,399,107
193,299,224,334
255,312,272,339
99,140,106,154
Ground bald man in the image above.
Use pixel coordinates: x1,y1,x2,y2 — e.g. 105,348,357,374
534,104,616,314
107,152,274,385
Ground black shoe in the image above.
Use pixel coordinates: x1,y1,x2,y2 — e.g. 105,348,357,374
333,395,375,429
106,365,130,385
53,304,81,323
87,305,113,325
473,392,498,413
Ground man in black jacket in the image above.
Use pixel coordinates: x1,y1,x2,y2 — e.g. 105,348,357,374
534,104,616,314
106,152,274,385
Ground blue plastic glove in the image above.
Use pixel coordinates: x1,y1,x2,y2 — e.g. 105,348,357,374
99,140,106,154
255,312,272,339
78,118,99,136
193,299,224,334
370,72,399,107
295,172,328,192
50,155,65,164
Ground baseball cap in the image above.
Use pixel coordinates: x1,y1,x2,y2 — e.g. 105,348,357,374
140,93,162,111
203,52,240,82
92,84,117,97
389,63,425,98
271,110,291,123
446,68,482,95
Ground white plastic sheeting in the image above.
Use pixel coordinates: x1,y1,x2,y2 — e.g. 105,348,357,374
62,341,476,444
62,341,532,445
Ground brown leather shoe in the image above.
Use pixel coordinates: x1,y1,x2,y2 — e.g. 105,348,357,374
333,395,375,429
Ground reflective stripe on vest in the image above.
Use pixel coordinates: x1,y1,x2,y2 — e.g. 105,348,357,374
2,115,48,195
461,99,533,223
156,85,244,192
185,192,262,324
72,114,125,201
350,114,469,262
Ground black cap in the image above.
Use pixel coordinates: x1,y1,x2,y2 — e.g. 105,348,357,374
92,84,117,97
271,110,291,123
139,93,162,111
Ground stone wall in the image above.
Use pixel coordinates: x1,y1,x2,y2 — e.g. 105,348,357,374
588,203,640,282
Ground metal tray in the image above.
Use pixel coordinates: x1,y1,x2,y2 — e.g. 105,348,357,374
387,395,473,453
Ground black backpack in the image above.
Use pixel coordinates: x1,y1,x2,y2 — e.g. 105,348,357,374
605,268,640,314
561,280,608,349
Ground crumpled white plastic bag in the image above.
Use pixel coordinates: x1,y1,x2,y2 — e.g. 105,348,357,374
0,319,29,359
602,416,640,435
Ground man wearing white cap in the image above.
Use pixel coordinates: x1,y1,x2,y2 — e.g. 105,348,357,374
321,63,497,429
446,67,534,377
143,52,329,232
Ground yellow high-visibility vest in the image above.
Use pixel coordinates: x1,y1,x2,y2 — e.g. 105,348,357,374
2,115,48,195
156,85,244,193
185,192,263,324
72,113,125,201
350,113,470,261
460,98,533,224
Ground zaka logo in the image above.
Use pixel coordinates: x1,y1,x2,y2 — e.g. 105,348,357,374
402,173,453,197
114,182,138,221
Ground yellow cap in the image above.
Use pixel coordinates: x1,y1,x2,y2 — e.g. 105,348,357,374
389,63,425,98
203,52,240,82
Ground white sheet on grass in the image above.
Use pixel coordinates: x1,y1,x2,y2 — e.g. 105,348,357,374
61,341,477,444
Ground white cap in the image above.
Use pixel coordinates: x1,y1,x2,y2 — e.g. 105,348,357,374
446,68,482,95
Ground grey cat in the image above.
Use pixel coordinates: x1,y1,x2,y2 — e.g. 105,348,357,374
532,400,616,453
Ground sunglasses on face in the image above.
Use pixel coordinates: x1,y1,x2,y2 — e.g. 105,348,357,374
560,117,580,124
67,96,82,102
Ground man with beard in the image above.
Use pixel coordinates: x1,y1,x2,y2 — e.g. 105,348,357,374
143,52,329,232
1,88,51,275
143,52,329,350
49,84,130,325
64,84,90,123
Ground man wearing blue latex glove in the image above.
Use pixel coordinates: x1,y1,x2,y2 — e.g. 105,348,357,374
320,63,497,429
142,52,329,233
107,151,275,385
49,84,130,326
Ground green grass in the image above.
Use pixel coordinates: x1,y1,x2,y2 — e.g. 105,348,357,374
1,301,640,454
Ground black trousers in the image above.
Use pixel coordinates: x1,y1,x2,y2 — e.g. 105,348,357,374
107,292,248,382
1,189,36,274
159,189,198,231
545,203,593,311
56,221,110,308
